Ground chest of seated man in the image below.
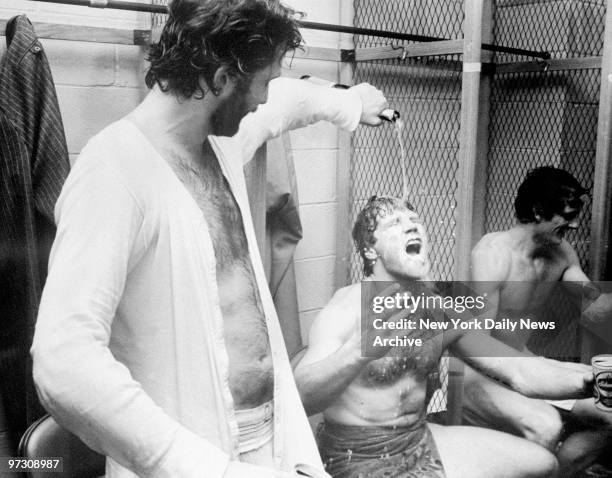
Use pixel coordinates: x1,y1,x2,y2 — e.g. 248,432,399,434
363,310,444,386
166,145,274,408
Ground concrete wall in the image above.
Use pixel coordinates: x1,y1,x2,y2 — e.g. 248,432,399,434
282,0,349,344
0,0,350,345
0,0,149,165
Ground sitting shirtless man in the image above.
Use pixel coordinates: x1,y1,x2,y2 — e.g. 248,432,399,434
294,195,594,478
465,166,612,477
30,1,388,477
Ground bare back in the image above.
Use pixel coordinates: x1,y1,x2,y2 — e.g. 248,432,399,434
473,229,576,350
165,140,273,409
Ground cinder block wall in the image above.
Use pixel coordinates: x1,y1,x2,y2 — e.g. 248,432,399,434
0,0,349,346
283,0,349,344
0,0,149,164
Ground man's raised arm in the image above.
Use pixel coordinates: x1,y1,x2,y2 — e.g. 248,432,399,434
237,77,388,162
294,283,408,415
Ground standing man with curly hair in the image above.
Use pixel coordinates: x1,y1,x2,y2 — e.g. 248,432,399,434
31,1,388,477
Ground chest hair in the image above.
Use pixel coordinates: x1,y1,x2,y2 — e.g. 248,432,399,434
164,143,250,274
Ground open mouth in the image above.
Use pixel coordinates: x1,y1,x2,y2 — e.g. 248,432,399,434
405,239,422,255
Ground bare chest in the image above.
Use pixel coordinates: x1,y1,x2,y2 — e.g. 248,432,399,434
361,313,443,385
165,146,273,407
172,157,249,269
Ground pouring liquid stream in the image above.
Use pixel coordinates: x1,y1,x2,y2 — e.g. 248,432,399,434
394,117,408,201
300,76,407,198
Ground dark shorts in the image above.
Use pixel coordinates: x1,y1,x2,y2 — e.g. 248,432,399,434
317,420,446,478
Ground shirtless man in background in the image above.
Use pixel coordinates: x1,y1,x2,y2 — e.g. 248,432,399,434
294,195,593,478
31,1,388,477
465,166,612,477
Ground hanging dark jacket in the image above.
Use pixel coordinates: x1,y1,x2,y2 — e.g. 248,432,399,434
0,14,69,451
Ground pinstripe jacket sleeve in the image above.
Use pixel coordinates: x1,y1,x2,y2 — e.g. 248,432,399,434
0,14,70,446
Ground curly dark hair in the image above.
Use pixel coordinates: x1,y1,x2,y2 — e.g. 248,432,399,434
145,0,302,99
352,195,415,277
514,166,588,224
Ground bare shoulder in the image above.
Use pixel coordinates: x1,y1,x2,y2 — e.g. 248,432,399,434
559,239,590,282
473,230,512,252
471,231,512,282
321,283,362,321
559,239,580,265
309,283,361,338
329,283,362,305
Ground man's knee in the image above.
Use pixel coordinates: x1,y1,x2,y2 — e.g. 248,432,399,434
525,448,559,478
519,406,563,451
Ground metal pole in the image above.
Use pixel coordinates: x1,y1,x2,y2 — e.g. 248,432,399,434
447,0,487,427
591,0,612,282
334,0,355,290
30,0,551,60
32,0,167,13
581,0,612,361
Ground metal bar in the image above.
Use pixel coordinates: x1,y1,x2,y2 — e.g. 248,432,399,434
580,0,612,361
455,0,484,282
32,0,167,12
292,46,342,62
299,19,444,43
29,0,551,59
334,0,355,290
448,0,488,427
484,42,549,60
0,18,150,44
301,19,549,59
492,56,602,75
354,40,464,61
591,2,612,282
446,0,495,426
471,0,495,246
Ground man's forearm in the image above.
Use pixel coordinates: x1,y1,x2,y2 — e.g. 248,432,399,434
454,331,589,400
507,356,590,399
238,77,362,161
295,346,368,416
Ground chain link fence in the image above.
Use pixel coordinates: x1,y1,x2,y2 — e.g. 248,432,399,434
349,0,464,286
349,0,465,415
346,0,605,412
150,0,604,413
486,0,605,360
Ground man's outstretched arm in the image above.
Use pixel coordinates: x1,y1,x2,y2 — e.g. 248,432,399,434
237,77,388,162
448,330,592,400
561,244,612,326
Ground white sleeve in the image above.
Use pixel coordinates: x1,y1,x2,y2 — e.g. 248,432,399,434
31,156,230,478
237,76,363,164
